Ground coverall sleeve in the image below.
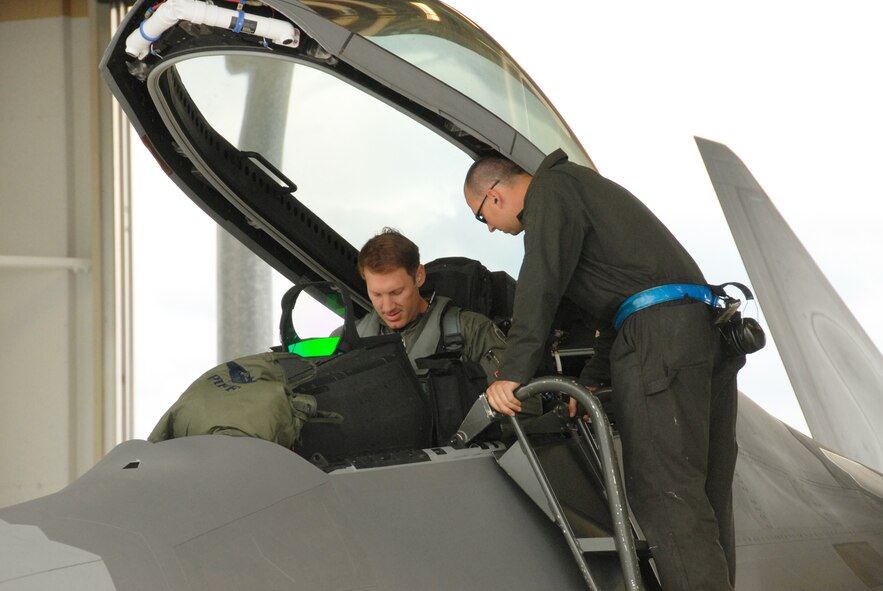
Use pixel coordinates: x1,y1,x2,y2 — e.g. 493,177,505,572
499,178,588,384
460,310,542,416
459,309,507,382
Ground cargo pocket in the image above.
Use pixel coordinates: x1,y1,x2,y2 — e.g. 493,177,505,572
643,360,710,398
644,372,677,396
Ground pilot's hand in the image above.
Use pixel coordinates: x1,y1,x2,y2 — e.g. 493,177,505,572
486,380,522,416
568,385,600,420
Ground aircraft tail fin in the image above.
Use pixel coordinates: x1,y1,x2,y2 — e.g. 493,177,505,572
695,136,883,472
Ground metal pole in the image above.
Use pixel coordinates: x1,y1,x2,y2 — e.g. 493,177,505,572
217,57,294,361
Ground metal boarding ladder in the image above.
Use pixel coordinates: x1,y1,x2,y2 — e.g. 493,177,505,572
453,376,647,591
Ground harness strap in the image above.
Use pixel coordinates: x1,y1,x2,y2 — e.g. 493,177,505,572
440,303,464,352
357,296,462,361
613,284,718,330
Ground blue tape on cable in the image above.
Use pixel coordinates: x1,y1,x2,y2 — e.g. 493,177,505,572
233,10,245,33
139,20,162,42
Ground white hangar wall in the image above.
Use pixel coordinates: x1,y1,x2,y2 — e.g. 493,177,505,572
0,1,124,508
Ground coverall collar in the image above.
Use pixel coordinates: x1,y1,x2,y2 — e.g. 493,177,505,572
520,148,570,222
536,148,570,175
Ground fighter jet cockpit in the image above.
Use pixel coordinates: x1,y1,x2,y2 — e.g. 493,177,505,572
98,2,650,587
272,271,599,469
4,2,881,590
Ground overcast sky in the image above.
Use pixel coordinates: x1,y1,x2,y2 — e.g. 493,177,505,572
441,0,883,433
131,1,883,438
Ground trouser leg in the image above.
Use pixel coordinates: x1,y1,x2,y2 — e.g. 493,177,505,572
706,347,745,586
611,301,733,591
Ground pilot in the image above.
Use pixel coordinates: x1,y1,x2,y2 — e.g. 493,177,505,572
355,227,506,383
463,150,747,591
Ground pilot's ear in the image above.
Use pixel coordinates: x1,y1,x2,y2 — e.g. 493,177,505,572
415,264,426,287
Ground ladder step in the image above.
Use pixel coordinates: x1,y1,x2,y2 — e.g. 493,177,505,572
578,537,617,553
578,538,650,555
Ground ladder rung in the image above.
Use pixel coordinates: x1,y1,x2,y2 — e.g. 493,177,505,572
577,538,651,558
578,537,617,553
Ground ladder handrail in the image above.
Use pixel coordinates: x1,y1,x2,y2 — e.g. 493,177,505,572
515,377,645,591
507,413,601,590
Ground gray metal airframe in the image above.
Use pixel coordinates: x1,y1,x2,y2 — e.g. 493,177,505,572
2,2,883,590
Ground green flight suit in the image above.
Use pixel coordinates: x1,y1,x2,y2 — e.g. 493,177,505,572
356,295,506,383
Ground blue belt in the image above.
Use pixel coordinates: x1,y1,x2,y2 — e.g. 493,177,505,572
613,284,718,330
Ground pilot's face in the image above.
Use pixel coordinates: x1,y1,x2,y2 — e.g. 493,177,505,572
364,265,427,330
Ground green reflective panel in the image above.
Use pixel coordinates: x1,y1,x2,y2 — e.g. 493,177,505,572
302,0,591,167
288,336,341,357
321,291,346,317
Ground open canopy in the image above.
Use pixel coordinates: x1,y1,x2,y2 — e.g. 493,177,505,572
101,0,593,311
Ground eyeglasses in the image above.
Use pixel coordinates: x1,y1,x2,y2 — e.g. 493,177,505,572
474,179,499,224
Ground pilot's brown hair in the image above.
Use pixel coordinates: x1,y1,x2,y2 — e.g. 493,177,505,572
464,155,526,198
358,227,420,279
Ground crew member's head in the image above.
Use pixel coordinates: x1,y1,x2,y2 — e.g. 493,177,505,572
464,156,532,235
358,228,428,329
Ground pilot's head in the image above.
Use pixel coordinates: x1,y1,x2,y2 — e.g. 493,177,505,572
464,156,532,236
358,228,428,330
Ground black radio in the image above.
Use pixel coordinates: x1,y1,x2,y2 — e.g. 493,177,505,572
710,282,766,356
719,312,766,355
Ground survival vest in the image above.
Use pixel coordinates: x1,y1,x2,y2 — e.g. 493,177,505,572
356,295,464,360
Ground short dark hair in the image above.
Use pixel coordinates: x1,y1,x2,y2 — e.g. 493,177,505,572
358,227,420,278
464,156,526,197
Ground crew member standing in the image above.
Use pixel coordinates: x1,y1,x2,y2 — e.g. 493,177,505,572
463,149,746,590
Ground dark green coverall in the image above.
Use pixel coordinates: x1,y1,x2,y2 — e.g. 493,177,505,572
500,149,745,590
